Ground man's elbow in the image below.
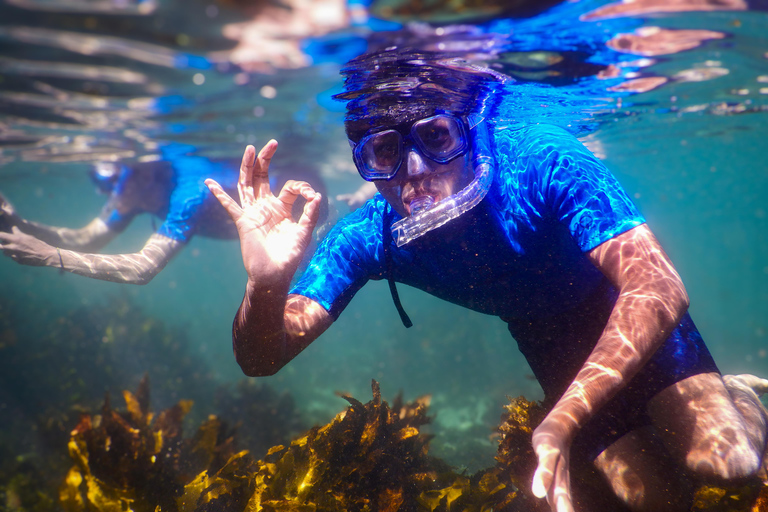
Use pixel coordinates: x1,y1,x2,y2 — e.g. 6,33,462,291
679,291,690,312
129,265,163,285
131,272,157,285
672,277,690,316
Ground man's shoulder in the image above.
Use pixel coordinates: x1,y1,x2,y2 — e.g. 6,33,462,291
493,123,578,153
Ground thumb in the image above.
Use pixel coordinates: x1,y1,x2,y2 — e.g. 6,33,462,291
298,193,321,234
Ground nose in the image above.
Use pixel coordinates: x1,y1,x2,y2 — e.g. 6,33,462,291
405,146,430,177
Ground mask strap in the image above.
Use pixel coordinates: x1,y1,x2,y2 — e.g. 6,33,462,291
383,205,413,328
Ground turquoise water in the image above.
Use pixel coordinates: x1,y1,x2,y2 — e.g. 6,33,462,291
1,0,767,484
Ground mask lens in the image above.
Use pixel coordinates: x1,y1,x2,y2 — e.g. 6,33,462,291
358,130,402,179
413,115,466,162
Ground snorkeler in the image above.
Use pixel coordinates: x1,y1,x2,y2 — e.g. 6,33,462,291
205,48,768,512
0,149,327,284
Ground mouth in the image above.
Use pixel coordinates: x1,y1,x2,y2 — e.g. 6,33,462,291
405,194,436,215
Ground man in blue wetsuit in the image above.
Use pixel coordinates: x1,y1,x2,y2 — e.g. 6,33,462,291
0,148,327,284
205,49,768,512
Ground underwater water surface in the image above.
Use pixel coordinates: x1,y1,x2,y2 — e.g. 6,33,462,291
0,0,767,505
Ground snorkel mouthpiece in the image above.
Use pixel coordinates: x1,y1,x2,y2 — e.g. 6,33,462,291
409,195,436,214
391,114,494,247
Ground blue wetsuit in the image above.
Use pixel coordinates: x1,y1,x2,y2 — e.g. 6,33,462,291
292,123,719,460
99,157,240,243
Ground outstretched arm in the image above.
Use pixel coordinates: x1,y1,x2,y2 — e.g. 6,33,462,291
531,223,689,512
205,141,329,377
19,218,118,252
0,228,183,284
1,191,118,251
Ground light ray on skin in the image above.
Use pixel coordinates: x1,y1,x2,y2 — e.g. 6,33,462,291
53,233,182,284
0,189,185,284
593,372,768,512
0,227,182,284
14,217,116,252
1,192,116,251
648,372,768,480
527,222,768,512
531,224,691,512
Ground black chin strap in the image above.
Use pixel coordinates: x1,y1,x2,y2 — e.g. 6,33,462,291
383,206,413,328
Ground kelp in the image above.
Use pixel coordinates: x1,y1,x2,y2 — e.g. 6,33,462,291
47,378,768,512
59,374,256,512
246,379,437,511
0,461,56,512
689,484,768,511
57,379,515,512
0,292,306,506
492,396,550,512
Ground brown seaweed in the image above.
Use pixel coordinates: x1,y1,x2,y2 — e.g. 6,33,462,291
56,378,513,512
29,373,768,512
59,374,255,512
246,380,439,511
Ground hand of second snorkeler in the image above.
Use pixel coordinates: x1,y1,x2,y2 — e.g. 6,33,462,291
0,191,21,232
205,140,322,292
531,415,575,512
0,226,58,266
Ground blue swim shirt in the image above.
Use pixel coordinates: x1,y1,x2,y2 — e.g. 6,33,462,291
100,156,238,243
291,123,645,322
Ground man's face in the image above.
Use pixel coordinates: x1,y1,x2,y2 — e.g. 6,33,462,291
356,114,475,217
375,147,474,217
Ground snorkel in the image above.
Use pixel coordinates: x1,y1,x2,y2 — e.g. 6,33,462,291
390,87,497,247
89,162,125,195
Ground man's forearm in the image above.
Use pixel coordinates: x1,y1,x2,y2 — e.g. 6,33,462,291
550,287,688,437
20,217,116,251
233,289,332,377
548,224,690,438
57,233,181,284
233,281,291,376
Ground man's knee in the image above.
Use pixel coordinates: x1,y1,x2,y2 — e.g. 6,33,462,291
685,435,761,481
649,372,766,482
594,427,694,512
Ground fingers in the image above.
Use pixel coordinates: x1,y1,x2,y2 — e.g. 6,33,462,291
532,457,554,499
238,145,257,207
0,227,25,260
277,180,321,232
255,139,278,198
276,179,315,207
299,191,322,233
0,225,20,241
724,374,768,396
552,456,573,512
205,179,243,221
532,445,573,512
238,140,279,206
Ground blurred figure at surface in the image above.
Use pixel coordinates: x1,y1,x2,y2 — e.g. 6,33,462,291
581,0,749,20
212,0,371,73
3,0,157,14
0,147,328,284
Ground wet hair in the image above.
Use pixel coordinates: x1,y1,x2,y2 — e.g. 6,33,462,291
335,44,507,143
